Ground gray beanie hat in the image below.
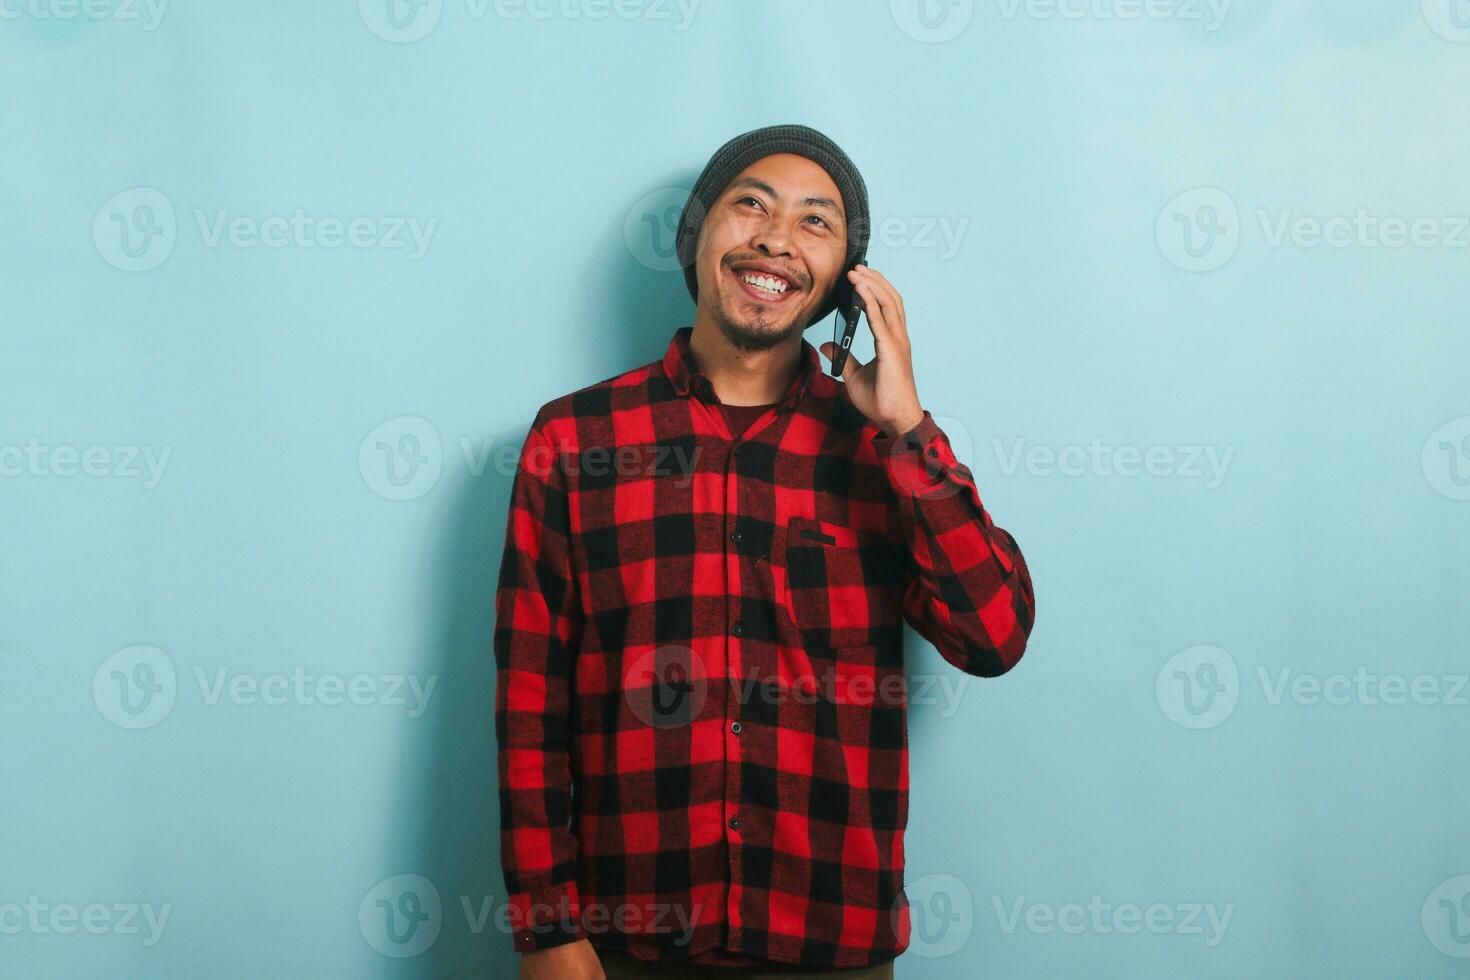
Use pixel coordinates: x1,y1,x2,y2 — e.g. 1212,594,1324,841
675,123,869,328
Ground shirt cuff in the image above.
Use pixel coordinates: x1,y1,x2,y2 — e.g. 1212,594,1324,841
870,410,954,494
508,881,584,954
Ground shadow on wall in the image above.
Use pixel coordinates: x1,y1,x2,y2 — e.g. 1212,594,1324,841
403,172,698,977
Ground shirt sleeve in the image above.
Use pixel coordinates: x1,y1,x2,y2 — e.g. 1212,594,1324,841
493,410,586,953
870,410,1036,677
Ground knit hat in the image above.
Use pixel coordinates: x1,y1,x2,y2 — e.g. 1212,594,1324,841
675,123,869,328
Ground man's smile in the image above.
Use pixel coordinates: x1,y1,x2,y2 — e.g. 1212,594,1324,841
728,260,803,305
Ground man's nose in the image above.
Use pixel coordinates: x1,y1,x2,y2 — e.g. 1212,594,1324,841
750,214,794,256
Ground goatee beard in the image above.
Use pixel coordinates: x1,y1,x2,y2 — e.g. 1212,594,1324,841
712,305,805,352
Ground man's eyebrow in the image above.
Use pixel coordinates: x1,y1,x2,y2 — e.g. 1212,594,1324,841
727,176,845,222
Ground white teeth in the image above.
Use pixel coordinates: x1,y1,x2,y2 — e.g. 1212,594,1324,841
740,272,788,294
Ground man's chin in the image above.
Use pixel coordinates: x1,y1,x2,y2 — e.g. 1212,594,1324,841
713,303,807,352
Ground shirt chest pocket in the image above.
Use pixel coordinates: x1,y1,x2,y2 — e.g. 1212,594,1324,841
780,516,906,650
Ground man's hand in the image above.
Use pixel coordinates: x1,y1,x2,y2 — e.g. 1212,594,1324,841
819,264,925,437
520,937,605,979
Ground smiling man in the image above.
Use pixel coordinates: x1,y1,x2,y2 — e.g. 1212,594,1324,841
495,123,1036,979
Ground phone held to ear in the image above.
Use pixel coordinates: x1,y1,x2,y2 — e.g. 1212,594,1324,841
828,255,866,378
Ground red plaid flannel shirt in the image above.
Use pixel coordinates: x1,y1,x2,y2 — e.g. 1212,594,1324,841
494,326,1035,969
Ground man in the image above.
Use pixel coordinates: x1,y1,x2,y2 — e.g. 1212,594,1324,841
494,124,1036,979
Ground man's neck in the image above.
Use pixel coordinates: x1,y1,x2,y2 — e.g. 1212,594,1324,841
687,320,804,407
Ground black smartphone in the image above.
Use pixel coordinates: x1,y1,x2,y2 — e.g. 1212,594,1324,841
828,255,867,377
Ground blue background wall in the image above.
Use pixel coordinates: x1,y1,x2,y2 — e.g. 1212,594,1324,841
3,1,1468,976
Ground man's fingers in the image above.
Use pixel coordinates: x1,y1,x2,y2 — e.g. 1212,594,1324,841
819,341,865,382
850,268,906,347
861,266,906,331
852,277,895,352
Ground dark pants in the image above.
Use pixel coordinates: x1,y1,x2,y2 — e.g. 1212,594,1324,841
595,947,896,980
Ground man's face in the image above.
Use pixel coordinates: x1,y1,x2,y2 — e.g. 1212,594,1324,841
693,153,848,352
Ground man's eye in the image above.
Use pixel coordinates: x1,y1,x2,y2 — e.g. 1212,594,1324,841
805,215,829,228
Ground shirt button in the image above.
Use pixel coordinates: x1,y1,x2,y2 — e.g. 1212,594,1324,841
731,621,743,637
928,447,939,458
730,530,743,543
733,444,744,457
730,721,742,734
729,816,740,830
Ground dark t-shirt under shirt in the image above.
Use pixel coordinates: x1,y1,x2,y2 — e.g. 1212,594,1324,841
719,401,776,439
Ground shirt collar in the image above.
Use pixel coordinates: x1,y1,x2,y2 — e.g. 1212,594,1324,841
661,325,821,412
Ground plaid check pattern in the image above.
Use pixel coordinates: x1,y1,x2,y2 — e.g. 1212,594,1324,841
494,325,1035,969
